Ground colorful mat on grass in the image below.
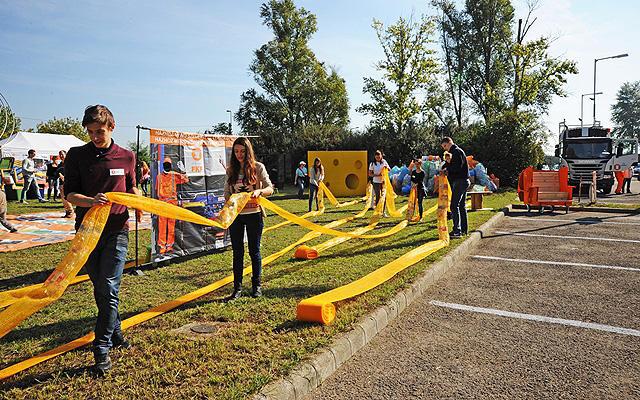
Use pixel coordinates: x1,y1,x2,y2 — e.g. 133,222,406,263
0,211,152,252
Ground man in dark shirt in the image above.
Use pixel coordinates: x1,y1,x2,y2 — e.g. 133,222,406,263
440,137,470,239
64,105,142,375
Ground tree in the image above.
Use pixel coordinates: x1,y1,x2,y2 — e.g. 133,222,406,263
460,110,545,186
36,117,88,142
434,0,577,122
433,0,514,122
205,122,232,135
0,105,21,139
357,15,441,135
508,2,577,114
237,0,349,155
611,81,640,139
126,141,150,165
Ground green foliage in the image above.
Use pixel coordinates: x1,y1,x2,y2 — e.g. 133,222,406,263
611,80,640,139
433,0,514,122
0,105,21,139
357,15,441,135
510,37,578,114
358,123,440,167
237,0,349,156
433,0,576,123
36,117,88,142
126,140,151,165
459,110,546,186
205,122,232,135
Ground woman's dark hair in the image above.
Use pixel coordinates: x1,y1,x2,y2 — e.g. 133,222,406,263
227,137,257,187
313,157,323,175
373,150,384,165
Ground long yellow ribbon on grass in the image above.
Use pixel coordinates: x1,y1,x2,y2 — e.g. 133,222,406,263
0,183,382,339
0,175,451,379
296,176,451,324
0,188,376,380
0,193,250,340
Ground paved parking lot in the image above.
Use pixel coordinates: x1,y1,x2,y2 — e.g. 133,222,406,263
304,208,640,399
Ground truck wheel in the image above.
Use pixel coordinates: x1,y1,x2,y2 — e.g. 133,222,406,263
526,204,531,213
601,185,612,195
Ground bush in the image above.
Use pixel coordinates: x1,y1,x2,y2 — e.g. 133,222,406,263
459,111,546,187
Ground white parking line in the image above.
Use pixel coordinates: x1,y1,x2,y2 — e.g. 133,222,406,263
473,255,640,272
430,300,640,337
495,231,640,243
509,217,640,225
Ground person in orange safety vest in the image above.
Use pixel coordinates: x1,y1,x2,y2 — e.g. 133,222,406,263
155,157,189,253
614,169,625,194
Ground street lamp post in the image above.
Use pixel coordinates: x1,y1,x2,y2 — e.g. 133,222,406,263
581,92,602,128
226,109,232,135
593,53,628,125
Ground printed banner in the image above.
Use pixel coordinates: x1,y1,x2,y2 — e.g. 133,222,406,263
149,130,238,260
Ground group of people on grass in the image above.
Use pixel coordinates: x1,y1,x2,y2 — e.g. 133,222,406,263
17,148,75,218
11,104,471,376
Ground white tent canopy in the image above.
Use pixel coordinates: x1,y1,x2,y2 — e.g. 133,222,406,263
0,132,86,161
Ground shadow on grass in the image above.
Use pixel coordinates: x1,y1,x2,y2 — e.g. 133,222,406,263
0,270,54,291
0,347,113,390
1,307,143,354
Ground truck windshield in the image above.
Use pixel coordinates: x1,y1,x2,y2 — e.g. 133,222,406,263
563,142,611,159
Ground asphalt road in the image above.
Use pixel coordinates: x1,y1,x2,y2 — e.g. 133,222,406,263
578,177,640,205
303,206,640,399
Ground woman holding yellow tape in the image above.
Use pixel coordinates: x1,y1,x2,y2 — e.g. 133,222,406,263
224,137,273,301
308,158,324,212
369,150,389,216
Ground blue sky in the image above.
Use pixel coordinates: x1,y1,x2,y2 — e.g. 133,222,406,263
1,0,638,152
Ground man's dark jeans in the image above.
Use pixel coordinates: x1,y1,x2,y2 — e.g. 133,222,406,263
229,212,264,288
85,228,129,355
450,178,471,235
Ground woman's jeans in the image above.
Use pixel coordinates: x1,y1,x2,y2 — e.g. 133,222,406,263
85,228,129,355
309,184,319,211
297,178,305,199
47,177,59,199
373,182,383,206
450,178,471,235
229,212,264,289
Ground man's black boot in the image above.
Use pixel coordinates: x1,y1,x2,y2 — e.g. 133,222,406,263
111,332,131,349
93,351,112,376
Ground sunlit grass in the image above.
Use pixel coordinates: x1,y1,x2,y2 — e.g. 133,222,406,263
0,186,516,399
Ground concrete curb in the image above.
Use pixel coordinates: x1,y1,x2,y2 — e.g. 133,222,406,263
254,205,511,400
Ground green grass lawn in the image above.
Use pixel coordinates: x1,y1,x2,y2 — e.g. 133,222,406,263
1,186,517,399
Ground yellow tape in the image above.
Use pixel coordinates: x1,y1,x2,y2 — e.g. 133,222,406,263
319,181,368,208
0,259,145,309
0,205,111,339
0,192,251,340
0,179,411,379
296,176,451,324
382,167,404,217
0,204,375,380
